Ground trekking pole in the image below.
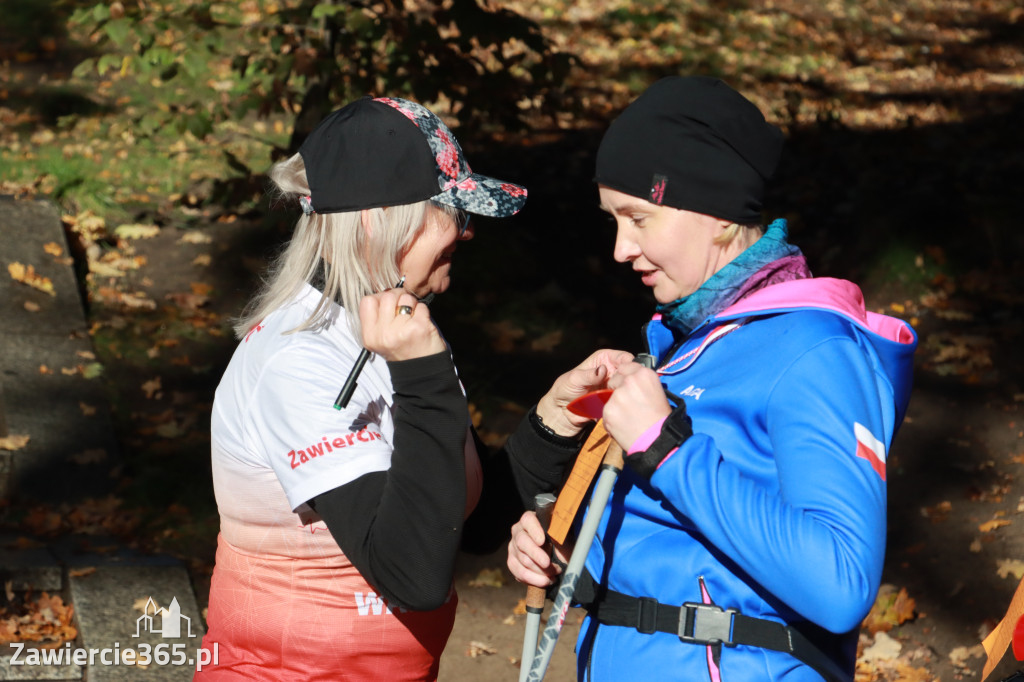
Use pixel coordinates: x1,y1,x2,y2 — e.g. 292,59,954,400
519,493,556,682
525,353,653,682
525,441,623,682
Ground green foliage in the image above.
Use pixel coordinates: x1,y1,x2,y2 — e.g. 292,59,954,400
67,0,572,149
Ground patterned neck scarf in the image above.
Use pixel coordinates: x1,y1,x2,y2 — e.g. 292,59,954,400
655,219,811,337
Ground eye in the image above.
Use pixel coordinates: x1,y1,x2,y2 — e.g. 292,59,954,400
630,214,647,227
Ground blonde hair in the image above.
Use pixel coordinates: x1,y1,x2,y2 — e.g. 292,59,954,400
714,222,765,246
235,153,457,339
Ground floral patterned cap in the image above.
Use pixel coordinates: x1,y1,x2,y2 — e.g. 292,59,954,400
298,96,527,217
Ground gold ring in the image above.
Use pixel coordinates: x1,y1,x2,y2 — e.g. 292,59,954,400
397,305,414,316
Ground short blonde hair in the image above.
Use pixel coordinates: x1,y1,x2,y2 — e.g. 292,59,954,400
714,222,765,246
234,153,458,338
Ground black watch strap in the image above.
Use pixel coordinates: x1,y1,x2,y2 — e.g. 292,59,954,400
528,406,585,447
625,404,692,479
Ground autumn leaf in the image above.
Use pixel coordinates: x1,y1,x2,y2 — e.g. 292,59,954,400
920,500,952,522
862,584,916,634
141,377,162,399
0,592,77,645
996,559,1024,580
0,434,30,450
979,519,1011,533
79,402,97,416
23,301,40,312
8,262,55,296
114,223,160,239
860,631,902,662
949,644,984,670
178,231,212,244
468,567,505,588
512,598,527,616
42,242,63,257
466,640,497,657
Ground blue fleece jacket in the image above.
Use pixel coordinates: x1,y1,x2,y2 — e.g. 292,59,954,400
576,277,917,681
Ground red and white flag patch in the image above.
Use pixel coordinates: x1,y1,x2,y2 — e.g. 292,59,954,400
854,422,887,481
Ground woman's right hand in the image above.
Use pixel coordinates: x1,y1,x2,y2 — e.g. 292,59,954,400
358,289,445,362
534,349,634,438
508,511,566,588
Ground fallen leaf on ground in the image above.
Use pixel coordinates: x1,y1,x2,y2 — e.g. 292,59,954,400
23,301,40,312
948,644,984,669
979,519,1011,533
79,402,97,416
996,559,1024,580
141,377,162,399
513,598,527,616
0,592,77,645
0,434,30,450
114,223,160,239
43,242,63,257
466,641,497,657
861,631,902,662
179,231,212,244
468,567,505,588
921,500,952,522
8,262,55,296
862,584,917,634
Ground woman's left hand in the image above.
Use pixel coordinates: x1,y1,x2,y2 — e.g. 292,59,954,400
603,362,672,451
358,289,445,361
534,349,635,438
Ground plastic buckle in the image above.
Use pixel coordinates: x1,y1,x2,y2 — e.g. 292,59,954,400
678,603,737,647
636,597,658,634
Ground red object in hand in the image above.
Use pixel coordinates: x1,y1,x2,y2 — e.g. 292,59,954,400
1013,613,1024,660
567,389,614,419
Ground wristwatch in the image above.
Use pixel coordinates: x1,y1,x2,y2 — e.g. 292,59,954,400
625,402,692,479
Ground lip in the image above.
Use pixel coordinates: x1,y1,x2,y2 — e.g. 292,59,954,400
637,268,658,286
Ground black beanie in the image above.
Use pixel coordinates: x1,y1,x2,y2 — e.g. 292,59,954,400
594,76,784,224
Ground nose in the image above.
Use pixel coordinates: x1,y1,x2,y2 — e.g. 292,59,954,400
612,222,637,263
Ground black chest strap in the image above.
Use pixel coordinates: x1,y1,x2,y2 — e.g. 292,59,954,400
576,571,851,682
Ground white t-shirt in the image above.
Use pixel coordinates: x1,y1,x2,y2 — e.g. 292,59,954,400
210,284,401,557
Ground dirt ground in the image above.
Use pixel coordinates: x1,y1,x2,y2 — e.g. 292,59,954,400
5,2,1024,679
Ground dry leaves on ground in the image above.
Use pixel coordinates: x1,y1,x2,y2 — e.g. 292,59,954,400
8,262,55,296
0,592,77,645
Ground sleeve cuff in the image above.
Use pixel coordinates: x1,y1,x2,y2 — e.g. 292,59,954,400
387,350,458,390
629,416,667,455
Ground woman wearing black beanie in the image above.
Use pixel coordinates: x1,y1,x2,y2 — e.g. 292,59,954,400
508,76,918,682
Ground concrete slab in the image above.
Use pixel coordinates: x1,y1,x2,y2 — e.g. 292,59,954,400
0,533,61,592
0,197,121,503
69,565,206,681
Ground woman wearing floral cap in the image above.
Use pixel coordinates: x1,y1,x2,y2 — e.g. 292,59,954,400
507,76,918,682
193,96,621,681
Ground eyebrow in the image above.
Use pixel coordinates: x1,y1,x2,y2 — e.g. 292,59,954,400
599,201,652,214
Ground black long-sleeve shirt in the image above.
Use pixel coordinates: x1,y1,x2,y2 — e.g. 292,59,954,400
311,350,582,610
